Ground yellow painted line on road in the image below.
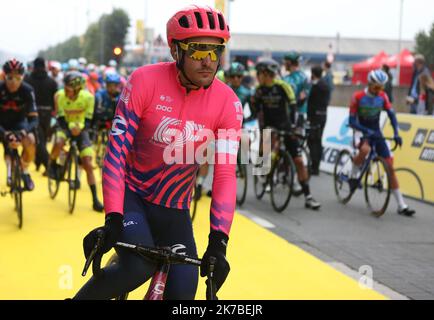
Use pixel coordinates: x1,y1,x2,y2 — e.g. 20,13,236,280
0,158,385,299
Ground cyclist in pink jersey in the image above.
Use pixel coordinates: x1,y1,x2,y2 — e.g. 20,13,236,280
74,5,243,299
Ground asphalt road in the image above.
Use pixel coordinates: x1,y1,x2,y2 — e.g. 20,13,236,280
225,168,434,300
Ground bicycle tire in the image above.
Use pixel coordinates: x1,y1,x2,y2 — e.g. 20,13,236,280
12,154,23,229
96,130,107,169
333,149,354,204
190,188,199,222
270,150,294,213
47,158,60,199
67,147,79,214
253,166,267,200
106,254,129,300
236,163,248,206
364,156,391,217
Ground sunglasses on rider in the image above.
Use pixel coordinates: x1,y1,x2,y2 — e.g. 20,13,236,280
178,42,226,62
5,74,23,82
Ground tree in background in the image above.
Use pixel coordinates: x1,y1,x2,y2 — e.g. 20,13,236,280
38,8,130,65
415,22,434,69
39,36,81,62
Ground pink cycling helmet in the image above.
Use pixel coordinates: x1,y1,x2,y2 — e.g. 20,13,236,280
166,5,230,45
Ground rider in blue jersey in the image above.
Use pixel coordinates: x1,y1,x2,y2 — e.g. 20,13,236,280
349,69,415,216
93,73,121,127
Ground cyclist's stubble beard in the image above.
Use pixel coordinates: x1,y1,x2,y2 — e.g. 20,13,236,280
181,56,219,89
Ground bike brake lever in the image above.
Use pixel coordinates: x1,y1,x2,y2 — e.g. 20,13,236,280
206,256,218,300
81,229,105,277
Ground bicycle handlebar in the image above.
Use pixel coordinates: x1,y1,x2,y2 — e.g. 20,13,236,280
81,238,219,300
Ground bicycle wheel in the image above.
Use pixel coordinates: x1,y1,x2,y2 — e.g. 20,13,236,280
106,254,129,300
334,149,354,204
364,156,391,217
47,158,60,199
236,163,248,206
96,130,107,169
253,173,267,200
66,148,79,214
270,151,294,213
12,155,23,229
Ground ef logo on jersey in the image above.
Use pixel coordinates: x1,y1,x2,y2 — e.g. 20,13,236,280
111,115,127,136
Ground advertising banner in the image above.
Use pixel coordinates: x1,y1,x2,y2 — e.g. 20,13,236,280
383,114,434,203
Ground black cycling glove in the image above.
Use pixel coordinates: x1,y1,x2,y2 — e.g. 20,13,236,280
200,231,230,292
83,212,124,259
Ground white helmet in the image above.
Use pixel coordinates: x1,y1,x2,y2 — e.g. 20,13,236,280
367,69,388,85
68,58,79,70
78,57,88,65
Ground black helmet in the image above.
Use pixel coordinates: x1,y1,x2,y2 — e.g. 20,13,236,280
283,50,301,63
2,59,25,75
255,58,280,75
226,62,246,77
64,71,85,89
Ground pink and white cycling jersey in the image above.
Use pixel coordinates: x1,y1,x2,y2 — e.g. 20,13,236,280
103,62,243,235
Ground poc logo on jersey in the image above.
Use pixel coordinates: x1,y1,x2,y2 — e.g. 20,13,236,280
111,115,127,136
156,104,173,113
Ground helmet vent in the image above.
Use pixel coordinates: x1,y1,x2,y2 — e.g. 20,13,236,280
178,15,189,28
194,12,204,28
217,14,225,30
207,12,215,29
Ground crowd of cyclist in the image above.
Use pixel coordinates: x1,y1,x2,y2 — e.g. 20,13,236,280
0,4,417,302
0,56,126,212
0,49,415,216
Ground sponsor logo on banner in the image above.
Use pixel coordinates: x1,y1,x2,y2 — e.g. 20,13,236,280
383,114,434,203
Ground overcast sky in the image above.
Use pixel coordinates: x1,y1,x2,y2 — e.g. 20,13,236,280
1,0,433,58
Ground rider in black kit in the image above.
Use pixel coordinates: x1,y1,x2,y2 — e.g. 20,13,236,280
0,59,39,190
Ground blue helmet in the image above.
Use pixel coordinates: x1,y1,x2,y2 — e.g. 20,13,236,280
368,69,388,85
105,73,121,84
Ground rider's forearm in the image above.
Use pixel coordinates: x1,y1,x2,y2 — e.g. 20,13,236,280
386,109,399,136
26,115,39,133
349,114,370,134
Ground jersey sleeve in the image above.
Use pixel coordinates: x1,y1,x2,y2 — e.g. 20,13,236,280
210,94,243,236
280,81,296,105
55,91,65,118
102,71,147,216
380,91,392,111
85,93,95,120
349,92,360,115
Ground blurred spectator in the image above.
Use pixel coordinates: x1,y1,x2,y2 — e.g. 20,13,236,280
24,57,58,174
382,64,394,103
407,54,431,114
343,70,352,84
417,73,434,115
307,65,330,175
322,61,334,95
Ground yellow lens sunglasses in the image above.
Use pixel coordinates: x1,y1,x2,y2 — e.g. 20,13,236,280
178,42,226,62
